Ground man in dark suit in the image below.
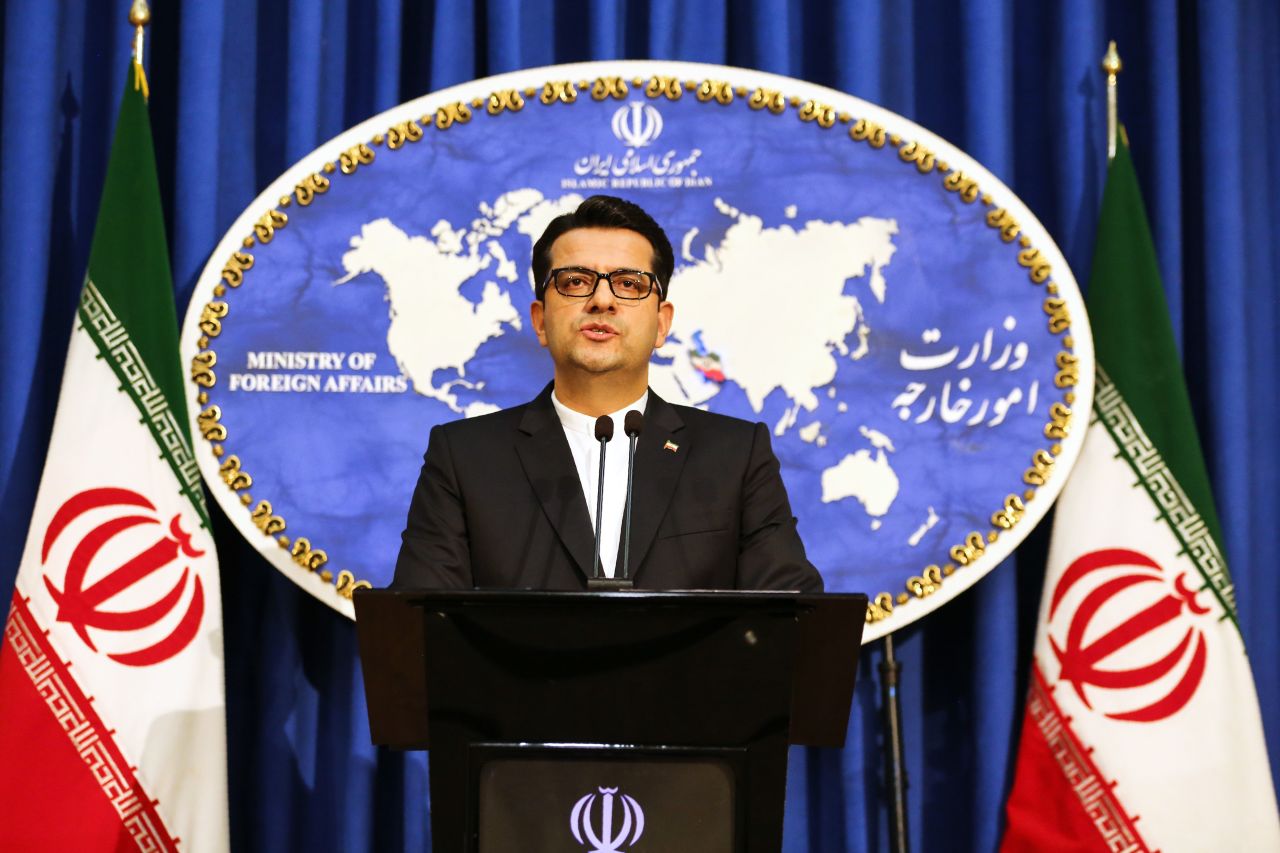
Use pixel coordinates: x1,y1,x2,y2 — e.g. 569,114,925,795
392,195,822,592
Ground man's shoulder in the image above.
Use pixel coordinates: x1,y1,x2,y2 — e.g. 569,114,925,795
666,401,762,441
434,396,541,441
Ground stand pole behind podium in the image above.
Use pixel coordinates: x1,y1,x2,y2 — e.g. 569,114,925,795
880,633,910,853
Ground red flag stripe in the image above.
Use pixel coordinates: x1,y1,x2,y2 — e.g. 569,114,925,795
0,592,178,852
1002,662,1152,853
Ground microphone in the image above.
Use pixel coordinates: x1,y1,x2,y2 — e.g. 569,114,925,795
620,410,644,581
590,415,613,581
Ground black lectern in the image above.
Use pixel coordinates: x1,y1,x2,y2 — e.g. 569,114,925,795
354,590,866,852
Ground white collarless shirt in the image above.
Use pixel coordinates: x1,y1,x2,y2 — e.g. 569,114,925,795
551,389,649,578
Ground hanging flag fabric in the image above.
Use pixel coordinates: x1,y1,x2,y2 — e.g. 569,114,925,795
0,64,228,852
1001,135,1280,851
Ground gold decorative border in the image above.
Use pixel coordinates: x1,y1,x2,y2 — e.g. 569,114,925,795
190,73,1081,617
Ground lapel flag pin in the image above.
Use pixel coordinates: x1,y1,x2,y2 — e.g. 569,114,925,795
663,440,679,453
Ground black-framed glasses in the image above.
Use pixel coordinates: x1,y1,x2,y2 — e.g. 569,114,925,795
542,267,663,301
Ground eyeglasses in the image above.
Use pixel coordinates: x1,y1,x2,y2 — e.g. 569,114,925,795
542,267,663,301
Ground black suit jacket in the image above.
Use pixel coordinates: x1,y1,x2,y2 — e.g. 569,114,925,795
392,384,823,592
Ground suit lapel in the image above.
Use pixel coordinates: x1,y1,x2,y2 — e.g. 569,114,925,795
514,385,597,581
618,390,687,581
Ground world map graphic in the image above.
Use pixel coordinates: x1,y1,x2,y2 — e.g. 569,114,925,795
339,192,910,528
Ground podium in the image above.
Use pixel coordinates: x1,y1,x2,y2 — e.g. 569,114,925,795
354,589,866,852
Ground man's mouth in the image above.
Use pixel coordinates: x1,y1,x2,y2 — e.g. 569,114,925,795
580,323,619,341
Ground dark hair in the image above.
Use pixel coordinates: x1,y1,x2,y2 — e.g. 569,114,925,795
531,195,675,300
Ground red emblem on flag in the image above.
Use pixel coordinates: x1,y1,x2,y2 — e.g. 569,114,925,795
40,487,206,667
1048,548,1210,723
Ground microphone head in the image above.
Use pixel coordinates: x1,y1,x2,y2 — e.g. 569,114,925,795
594,415,614,442
624,410,645,438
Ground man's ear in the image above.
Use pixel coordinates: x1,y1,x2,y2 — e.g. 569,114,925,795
654,299,674,349
530,300,548,348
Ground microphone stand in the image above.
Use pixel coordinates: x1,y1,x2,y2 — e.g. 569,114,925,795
587,414,632,591
619,410,644,581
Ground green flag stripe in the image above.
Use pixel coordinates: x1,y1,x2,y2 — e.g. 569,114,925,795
1093,366,1237,627
1085,138,1227,561
79,278,210,530
85,74,191,444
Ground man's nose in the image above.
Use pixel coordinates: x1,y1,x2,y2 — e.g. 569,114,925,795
586,277,617,311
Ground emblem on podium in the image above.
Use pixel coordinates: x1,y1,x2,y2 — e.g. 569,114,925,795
570,786,645,852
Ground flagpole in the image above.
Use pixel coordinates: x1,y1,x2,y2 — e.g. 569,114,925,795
130,0,151,98
1102,40,1122,162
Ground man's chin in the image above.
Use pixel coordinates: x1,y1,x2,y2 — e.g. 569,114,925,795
566,352,627,376
576,361,624,376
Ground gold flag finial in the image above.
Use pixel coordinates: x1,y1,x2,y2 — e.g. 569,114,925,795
1102,40,1122,161
129,0,151,27
129,0,152,99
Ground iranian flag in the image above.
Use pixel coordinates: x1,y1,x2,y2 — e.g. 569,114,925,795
1001,134,1280,850
0,63,228,850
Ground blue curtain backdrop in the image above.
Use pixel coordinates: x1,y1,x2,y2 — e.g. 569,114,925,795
3,1,1278,850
